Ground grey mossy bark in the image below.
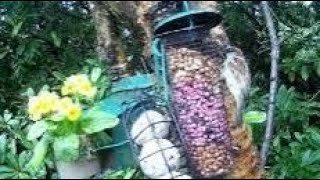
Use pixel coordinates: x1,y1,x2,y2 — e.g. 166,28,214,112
89,1,116,64
260,1,280,170
90,1,138,80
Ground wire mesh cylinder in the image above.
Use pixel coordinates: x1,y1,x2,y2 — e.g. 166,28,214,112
160,28,234,178
122,95,192,179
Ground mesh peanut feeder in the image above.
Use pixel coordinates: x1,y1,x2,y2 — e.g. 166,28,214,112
150,1,234,178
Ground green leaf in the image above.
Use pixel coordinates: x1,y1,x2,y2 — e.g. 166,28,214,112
18,151,30,168
3,110,12,122
53,135,80,162
49,114,65,122
0,166,15,174
0,50,8,60
302,150,312,166
289,73,295,82
317,62,320,77
81,108,119,134
244,111,267,124
91,67,102,82
6,153,19,170
301,66,309,81
27,136,50,170
273,136,280,148
124,169,136,179
52,71,65,81
0,173,14,179
16,44,25,56
12,21,23,37
303,151,320,167
40,85,50,92
310,130,320,142
294,132,303,142
24,88,35,97
18,173,30,179
27,121,49,140
0,135,7,163
50,31,61,47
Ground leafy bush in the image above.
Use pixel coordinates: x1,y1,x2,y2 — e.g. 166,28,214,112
269,128,320,179
275,85,320,131
0,113,51,179
0,1,96,112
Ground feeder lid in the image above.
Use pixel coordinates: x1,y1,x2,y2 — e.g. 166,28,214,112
153,10,222,36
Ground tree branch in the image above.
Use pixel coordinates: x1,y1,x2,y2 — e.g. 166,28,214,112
260,1,280,169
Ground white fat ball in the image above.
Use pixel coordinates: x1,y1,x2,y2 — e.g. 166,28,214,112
131,110,171,145
139,139,181,178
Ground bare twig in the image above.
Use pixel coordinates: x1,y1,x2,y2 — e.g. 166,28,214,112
260,1,280,169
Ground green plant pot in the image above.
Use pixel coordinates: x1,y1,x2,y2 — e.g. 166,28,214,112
56,155,101,179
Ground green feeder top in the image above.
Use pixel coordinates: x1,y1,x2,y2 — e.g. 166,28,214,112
152,1,222,36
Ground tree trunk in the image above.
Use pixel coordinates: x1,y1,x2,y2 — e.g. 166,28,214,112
89,1,115,64
90,1,137,80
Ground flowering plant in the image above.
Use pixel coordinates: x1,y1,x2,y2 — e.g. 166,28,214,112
26,73,118,168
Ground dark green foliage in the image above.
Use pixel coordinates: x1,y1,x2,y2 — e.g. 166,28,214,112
0,1,98,178
99,168,144,179
270,128,320,179
0,114,48,179
0,1,96,112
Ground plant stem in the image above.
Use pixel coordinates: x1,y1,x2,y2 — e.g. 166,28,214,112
260,1,280,170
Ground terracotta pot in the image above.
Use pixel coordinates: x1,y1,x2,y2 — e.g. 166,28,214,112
56,155,101,179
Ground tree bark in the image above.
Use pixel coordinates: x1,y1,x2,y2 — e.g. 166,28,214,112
259,1,280,170
90,1,140,80
89,1,115,64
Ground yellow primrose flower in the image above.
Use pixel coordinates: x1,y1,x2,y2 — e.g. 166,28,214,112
27,91,61,121
28,102,42,121
61,83,76,96
66,103,82,122
28,96,39,112
38,99,51,114
78,83,97,98
38,92,57,113
57,97,73,114
66,74,90,87
28,97,44,120
61,74,97,98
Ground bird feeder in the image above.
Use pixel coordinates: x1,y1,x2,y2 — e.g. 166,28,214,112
151,1,235,178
